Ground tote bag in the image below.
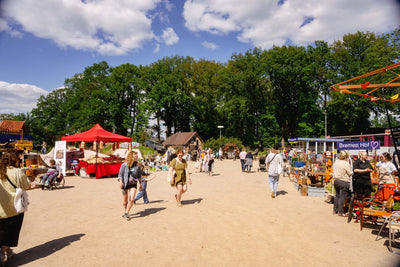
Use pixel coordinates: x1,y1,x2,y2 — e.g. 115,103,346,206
7,170,29,213
167,160,177,184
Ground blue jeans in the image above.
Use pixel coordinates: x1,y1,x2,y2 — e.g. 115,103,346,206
240,159,245,171
134,180,149,203
268,175,279,196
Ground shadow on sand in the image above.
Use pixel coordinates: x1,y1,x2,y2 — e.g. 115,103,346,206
10,233,85,266
55,185,75,190
130,207,166,219
276,190,288,196
181,198,203,205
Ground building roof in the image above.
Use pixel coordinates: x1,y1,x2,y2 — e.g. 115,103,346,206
288,137,344,143
0,120,26,133
163,132,203,146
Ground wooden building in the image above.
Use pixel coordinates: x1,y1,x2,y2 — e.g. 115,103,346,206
163,132,204,152
0,120,27,140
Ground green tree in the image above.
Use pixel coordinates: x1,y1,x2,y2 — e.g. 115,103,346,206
263,45,320,143
187,59,224,140
108,63,148,136
144,56,195,137
219,48,270,146
328,31,400,135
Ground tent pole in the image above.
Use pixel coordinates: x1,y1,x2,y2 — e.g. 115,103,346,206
385,103,399,172
95,141,99,178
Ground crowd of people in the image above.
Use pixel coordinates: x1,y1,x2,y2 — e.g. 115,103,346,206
2,145,400,264
331,150,398,217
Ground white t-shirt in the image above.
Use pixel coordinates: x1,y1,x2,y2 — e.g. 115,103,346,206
266,152,284,176
376,161,397,174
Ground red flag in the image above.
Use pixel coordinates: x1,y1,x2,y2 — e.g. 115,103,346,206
361,81,370,89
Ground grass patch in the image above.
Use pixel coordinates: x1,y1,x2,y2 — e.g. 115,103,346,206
139,146,157,159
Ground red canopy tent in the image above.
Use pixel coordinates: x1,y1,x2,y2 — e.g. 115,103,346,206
61,124,132,178
61,123,132,143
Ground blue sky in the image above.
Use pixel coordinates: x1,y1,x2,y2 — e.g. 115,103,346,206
0,0,399,114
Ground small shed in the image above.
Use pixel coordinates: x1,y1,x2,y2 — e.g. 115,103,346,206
0,120,31,143
163,132,204,152
0,120,26,135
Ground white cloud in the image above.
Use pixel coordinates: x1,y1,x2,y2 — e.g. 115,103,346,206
153,43,161,53
1,0,165,55
202,41,219,50
183,0,400,48
162,27,179,45
0,81,48,114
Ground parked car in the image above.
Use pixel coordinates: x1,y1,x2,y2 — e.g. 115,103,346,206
144,140,165,153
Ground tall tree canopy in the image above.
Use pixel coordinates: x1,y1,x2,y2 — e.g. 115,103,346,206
14,27,399,148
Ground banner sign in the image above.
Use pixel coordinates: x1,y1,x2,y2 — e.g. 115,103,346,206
54,141,67,175
337,141,380,150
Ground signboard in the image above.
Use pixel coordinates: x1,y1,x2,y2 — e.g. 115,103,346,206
337,141,380,151
54,141,67,176
13,140,33,152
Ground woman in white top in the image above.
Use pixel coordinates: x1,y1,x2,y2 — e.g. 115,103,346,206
266,145,284,198
206,149,215,176
376,152,397,184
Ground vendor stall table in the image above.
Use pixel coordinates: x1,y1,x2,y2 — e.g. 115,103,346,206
78,161,123,179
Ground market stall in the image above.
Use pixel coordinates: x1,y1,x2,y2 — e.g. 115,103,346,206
61,124,132,178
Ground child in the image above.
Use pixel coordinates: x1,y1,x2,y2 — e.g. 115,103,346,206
283,159,291,177
194,158,201,173
70,156,79,175
41,159,62,188
134,170,154,204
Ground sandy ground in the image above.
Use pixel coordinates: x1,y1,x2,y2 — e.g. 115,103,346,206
8,160,400,267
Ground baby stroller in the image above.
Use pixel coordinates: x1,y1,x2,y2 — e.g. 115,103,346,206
258,156,267,172
41,172,65,190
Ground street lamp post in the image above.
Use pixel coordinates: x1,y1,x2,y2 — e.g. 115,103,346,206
217,125,224,139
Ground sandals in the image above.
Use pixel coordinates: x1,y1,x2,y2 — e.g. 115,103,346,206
175,194,183,207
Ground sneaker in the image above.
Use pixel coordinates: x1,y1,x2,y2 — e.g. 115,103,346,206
271,191,275,198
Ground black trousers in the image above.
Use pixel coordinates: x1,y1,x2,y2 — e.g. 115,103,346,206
353,177,372,197
333,180,350,214
0,213,24,247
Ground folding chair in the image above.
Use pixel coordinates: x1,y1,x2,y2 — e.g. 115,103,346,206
388,211,400,254
359,195,394,232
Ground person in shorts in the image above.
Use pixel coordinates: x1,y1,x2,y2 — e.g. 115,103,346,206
118,151,143,220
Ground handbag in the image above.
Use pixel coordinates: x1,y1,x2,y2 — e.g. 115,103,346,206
278,161,283,175
7,170,29,213
168,160,177,184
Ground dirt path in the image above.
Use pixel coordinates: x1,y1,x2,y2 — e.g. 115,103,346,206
10,160,400,266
